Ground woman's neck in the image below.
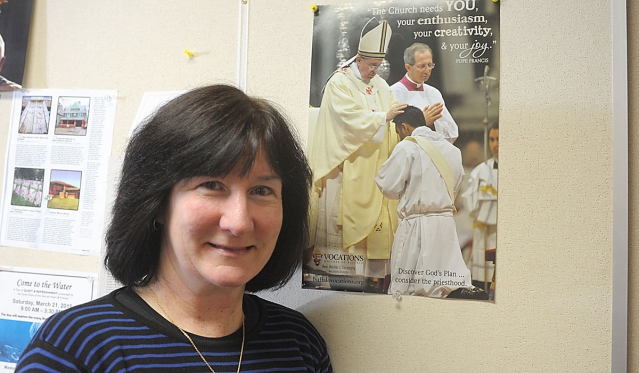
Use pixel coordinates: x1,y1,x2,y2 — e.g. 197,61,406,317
137,276,245,338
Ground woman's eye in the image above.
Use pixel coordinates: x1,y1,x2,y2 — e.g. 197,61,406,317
201,181,221,190
253,186,273,196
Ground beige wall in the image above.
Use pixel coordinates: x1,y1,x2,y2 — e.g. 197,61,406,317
0,0,634,372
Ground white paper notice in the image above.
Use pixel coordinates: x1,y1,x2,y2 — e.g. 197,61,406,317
0,266,96,371
0,90,116,256
128,90,185,137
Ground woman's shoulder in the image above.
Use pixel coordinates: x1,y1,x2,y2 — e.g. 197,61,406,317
246,294,325,341
35,288,135,344
248,294,308,322
16,288,142,372
245,294,333,372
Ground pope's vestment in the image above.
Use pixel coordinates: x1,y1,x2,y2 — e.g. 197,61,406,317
375,126,471,297
462,158,497,283
390,75,458,143
308,64,399,279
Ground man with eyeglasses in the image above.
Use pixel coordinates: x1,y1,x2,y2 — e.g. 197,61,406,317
308,18,407,293
390,43,458,143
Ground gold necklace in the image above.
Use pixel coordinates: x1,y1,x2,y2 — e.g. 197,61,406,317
148,288,244,373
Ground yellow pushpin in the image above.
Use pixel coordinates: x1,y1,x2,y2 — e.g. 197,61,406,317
492,0,498,2
309,4,318,13
183,49,194,58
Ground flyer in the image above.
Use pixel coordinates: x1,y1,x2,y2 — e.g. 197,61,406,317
0,266,96,371
0,90,116,256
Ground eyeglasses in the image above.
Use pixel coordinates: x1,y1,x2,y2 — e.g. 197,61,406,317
412,63,435,70
360,58,382,70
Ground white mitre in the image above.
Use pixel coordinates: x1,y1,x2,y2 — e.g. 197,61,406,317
357,18,392,58
339,18,393,69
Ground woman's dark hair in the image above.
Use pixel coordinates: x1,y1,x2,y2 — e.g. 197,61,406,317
104,84,312,292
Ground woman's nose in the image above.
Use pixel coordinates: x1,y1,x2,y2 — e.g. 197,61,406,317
218,194,254,236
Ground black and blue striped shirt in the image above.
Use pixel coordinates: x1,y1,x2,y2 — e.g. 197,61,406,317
15,287,333,372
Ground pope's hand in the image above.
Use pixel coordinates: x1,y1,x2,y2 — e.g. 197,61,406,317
386,104,408,122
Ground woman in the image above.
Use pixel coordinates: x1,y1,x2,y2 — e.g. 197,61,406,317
16,85,333,372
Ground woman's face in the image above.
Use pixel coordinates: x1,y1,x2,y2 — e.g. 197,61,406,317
158,153,283,292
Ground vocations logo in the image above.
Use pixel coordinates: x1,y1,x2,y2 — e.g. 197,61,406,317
313,248,322,266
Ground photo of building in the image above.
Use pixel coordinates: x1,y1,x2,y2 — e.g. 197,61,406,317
55,97,90,136
47,169,82,211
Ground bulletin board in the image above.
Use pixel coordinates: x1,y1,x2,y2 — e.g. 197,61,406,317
0,1,632,372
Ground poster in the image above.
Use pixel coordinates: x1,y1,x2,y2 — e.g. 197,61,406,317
0,0,33,91
0,89,117,256
0,266,96,372
304,0,499,299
